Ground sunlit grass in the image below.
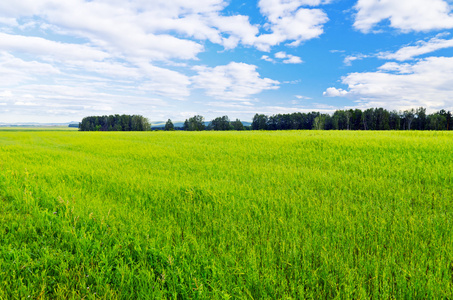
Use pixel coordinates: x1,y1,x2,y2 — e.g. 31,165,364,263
1,130,452,298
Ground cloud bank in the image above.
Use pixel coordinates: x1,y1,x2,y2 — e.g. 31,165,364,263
326,57,453,111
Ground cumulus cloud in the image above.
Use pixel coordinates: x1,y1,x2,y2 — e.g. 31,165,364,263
327,57,453,111
262,51,303,63
255,0,329,51
0,0,328,114
208,14,259,49
344,54,369,66
354,0,453,33
0,0,217,60
0,0,324,57
0,52,60,86
261,55,275,62
0,32,110,62
343,35,453,66
282,55,303,64
378,35,453,61
323,87,348,97
0,0,334,59
0,17,17,26
137,62,191,100
275,51,287,59
0,81,168,122
0,47,192,101
377,62,414,74
192,62,279,100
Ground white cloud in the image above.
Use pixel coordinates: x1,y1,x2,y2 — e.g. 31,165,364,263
0,52,60,86
206,101,254,108
0,0,326,122
0,32,192,99
295,95,312,99
323,87,348,97
329,56,453,111
137,62,191,100
0,32,110,62
344,54,369,66
342,34,453,66
15,101,39,106
192,62,279,100
0,33,179,82
377,62,414,74
354,0,453,33
0,49,187,120
0,17,17,26
0,81,169,122
255,0,329,51
275,51,287,59
0,0,333,56
0,53,60,75
258,0,331,24
283,55,303,64
260,104,336,114
378,35,453,61
261,55,275,62
0,90,13,98
208,14,259,49
0,1,205,61
284,79,301,84
262,51,303,63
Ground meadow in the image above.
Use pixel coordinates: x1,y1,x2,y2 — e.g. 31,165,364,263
0,130,452,299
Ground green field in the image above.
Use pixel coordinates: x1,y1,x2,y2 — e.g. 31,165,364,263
1,130,452,299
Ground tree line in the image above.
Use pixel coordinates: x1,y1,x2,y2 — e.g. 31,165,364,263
177,107,452,131
79,115,151,131
177,115,245,131
79,107,453,131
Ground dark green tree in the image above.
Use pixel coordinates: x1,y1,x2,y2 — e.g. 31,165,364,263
121,115,131,131
183,115,205,131
182,120,189,131
252,114,268,130
402,109,415,130
79,114,150,131
164,119,175,131
362,108,374,130
350,109,363,130
231,119,245,131
313,115,325,130
438,110,450,130
290,113,303,129
415,107,426,130
389,110,401,130
332,110,348,130
210,116,231,131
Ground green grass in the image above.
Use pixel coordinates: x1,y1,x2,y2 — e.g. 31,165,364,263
1,130,453,299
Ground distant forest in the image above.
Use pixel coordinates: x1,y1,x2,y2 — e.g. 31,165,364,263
79,107,453,131
79,115,151,131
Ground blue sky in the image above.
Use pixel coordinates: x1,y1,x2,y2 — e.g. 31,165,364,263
1,0,453,123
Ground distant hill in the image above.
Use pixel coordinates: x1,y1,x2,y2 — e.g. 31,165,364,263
151,121,186,128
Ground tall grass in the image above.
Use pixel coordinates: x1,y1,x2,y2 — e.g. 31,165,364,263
1,130,452,298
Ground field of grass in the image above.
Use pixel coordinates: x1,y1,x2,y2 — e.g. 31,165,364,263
1,130,452,299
